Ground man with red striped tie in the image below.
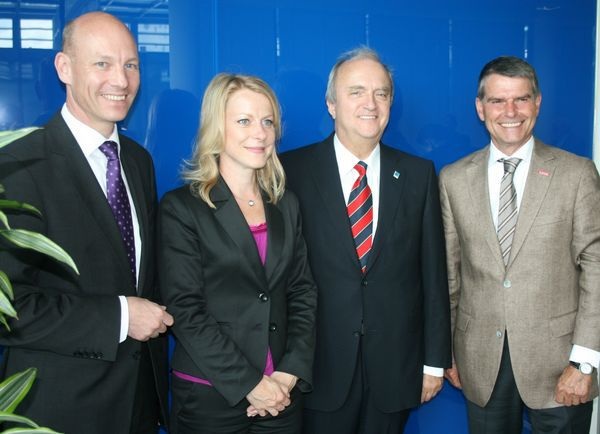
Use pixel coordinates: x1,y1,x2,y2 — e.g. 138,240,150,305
281,47,451,434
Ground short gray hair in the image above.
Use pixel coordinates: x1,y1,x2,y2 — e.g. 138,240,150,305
325,46,394,103
477,56,540,99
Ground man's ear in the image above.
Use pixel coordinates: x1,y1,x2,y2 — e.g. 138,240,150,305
326,99,336,120
54,52,72,86
475,97,485,122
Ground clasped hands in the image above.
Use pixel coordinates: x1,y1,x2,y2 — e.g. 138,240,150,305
246,371,297,417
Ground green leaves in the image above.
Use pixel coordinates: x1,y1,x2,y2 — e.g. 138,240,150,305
0,369,36,413
0,229,78,275
0,130,66,433
0,370,61,433
0,128,40,149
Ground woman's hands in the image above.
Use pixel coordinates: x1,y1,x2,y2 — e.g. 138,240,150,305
246,371,298,417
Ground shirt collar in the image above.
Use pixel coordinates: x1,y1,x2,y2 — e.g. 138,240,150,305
61,104,120,158
333,133,380,177
488,136,534,169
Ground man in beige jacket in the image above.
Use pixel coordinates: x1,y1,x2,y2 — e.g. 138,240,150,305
439,56,600,434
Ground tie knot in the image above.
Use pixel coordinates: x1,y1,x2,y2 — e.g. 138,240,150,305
354,161,368,177
499,157,521,174
99,140,119,161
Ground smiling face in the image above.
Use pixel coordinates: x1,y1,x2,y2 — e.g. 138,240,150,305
219,88,276,178
54,13,140,137
327,58,392,155
476,73,541,155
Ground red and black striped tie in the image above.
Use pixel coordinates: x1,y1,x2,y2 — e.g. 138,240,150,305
347,161,373,273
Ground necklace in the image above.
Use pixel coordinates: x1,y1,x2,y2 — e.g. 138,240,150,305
233,194,257,207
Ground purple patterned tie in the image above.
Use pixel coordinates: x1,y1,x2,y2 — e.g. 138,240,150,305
99,141,136,285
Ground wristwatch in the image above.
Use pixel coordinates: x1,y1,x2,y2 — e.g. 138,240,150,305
570,361,595,375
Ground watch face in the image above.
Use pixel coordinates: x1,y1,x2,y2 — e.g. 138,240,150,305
580,363,594,375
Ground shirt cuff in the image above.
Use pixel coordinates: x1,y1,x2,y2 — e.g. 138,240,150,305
423,365,444,377
570,345,600,368
118,296,129,343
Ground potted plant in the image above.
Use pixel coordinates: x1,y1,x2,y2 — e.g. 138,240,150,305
0,128,78,433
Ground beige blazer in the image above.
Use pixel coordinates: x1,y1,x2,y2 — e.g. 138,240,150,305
439,139,600,409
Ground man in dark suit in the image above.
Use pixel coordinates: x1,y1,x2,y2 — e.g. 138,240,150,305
440,56,600,434
280,47,451,434
0,12,173,434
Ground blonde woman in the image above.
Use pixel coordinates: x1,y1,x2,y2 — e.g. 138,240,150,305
158,73,317,433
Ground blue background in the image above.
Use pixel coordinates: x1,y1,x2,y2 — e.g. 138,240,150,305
0,1,596,433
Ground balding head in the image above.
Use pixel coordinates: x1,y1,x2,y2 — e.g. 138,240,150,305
62,12,134,57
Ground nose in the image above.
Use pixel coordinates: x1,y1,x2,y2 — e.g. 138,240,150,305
253,123,268,140
504,99,516,116
363,93,376,110
110,66,129,88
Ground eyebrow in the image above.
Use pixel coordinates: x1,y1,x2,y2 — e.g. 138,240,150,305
486,93,532,101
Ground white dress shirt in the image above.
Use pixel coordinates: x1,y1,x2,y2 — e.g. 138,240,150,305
61,104,138,342
487,137,599,368
333,134,442,377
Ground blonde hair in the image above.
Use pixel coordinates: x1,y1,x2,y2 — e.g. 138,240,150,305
183,73,285,208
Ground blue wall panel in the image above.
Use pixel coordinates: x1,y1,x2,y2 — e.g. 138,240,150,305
0,1,596,432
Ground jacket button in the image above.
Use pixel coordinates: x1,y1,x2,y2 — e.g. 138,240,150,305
496,330,503,338
361,279,368,287
132,350,141,360
258,293,269,302
503,280,511,288
269,323,277,332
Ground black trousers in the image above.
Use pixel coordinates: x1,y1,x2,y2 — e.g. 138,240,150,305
303,349,410,434
170,374,303,434
466,336,593,434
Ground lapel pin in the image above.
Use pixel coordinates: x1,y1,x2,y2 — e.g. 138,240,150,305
537,169,549,177
393,170,400,179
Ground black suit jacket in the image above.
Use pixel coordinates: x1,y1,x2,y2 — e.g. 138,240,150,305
0,114,168,433
280,135,451,413
158,180,317,406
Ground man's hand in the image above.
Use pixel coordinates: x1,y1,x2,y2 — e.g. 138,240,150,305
127,297,174,341
554,365,593,406
246,376,290,417
421,374,443,403
444,361,462,389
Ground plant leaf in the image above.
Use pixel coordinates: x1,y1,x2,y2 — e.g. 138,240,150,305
0,289,17,319
0,210,8,230
0,201,41,218
0,271,13,301
0,230,78,275
0,428,61,433
0,411,39,427
0,128,40,149
0,368,36,413
0,314,11,332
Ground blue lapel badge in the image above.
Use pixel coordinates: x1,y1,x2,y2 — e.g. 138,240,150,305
393,170,400,179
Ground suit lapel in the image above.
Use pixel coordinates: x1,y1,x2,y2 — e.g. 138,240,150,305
264,200,284,286
47,116,135,289
466,147,506,270
120,143,150,290
509,140,556,266
367,145,404,270
211,178,267,290
309,138,360,270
